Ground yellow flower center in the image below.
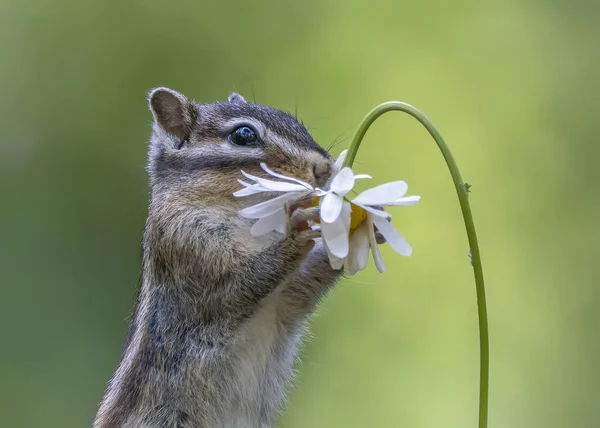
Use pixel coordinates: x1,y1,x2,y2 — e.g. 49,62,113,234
349,205,367,230
308,196,367,231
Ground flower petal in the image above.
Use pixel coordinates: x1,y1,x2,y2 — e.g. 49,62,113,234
240,192,302,219
329,167,355,196
320,193,343,223
371,215,412,256
260,163,313,189
320,203,350,258
341,201,352,230
329,257,345,270
233,179,267,197
250,208,286,236
233,184,265,197
389,195,421,206
352,201,392,219
332,149,348,175
353,174,372,180
345,221,370,275
241,171,308,192
323,239,345,270
367,215,386,273
353,181,408,206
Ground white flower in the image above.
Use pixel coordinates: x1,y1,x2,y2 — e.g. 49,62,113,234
235,163,315,236
318,167,371,259
318,170,420,274
234,150,351,236
233,149,420,276
329,149,348,179
344,181,420,274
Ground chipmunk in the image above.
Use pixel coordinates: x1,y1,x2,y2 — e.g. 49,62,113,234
93,88,346,428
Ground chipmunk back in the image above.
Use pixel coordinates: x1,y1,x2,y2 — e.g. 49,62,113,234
93,88,342,428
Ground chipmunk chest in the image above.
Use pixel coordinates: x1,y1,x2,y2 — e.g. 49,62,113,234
237,292,284,373
229,290,297,410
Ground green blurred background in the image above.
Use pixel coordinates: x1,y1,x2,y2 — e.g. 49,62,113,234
1,0,598,427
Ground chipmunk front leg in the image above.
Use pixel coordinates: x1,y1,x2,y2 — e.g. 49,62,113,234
278,204,389,324
206,205,318,323
273,204,341,324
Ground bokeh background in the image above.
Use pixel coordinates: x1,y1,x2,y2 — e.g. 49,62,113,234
1,0,599,427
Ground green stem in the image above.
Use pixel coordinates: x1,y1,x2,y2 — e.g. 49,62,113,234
344,102,489,428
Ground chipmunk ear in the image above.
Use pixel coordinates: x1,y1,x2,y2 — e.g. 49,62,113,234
148,87,197,143
228,92,246,104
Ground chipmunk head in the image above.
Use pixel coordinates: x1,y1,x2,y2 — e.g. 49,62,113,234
147,88,333,206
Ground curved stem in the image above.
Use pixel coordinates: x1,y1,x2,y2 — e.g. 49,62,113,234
344,102,489,428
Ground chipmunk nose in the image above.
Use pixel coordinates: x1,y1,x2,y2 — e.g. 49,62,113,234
313,160,332,188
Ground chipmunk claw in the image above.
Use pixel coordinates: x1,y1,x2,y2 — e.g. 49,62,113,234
284,202,320,253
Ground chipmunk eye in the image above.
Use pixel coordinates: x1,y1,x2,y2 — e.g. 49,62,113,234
230,126,258,146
